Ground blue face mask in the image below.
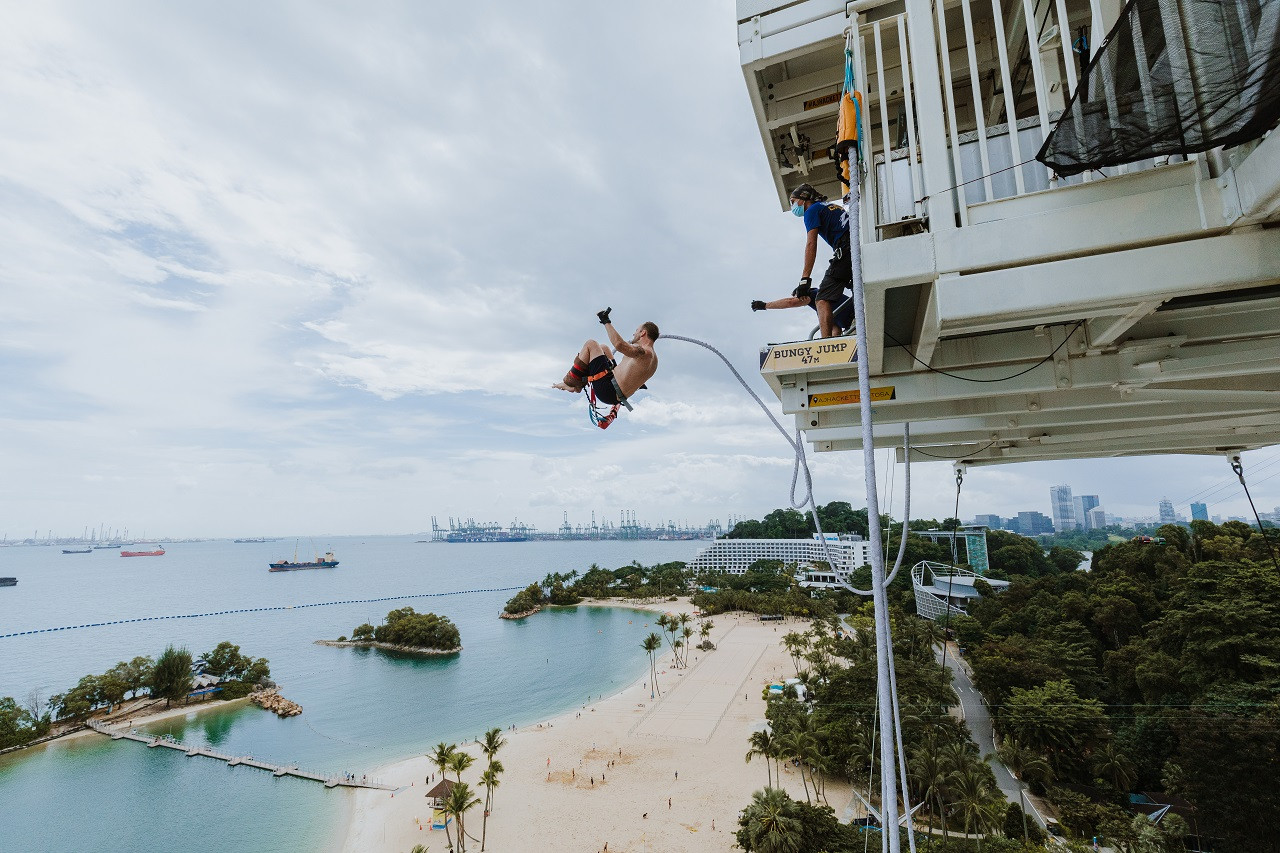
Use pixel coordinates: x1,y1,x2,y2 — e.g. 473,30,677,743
791,203,804,217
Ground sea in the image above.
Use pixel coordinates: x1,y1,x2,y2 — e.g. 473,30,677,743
0,535,705,852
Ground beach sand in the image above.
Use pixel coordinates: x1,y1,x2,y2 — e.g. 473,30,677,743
342,600,857,852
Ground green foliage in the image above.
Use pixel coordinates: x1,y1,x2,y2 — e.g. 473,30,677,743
351,623,376,641
365,607,462,650
0,696,50,749
726,508,813,540
149,645,194,708
1003,680,1106,774
735,787,860,852
546,581,582,605
201,641,270,684
985,529,1056,577
122,656,154,698
961,519,1279,850
503,583,547,614
215,680,256,699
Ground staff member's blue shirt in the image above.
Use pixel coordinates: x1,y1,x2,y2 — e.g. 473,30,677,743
802,201,849,249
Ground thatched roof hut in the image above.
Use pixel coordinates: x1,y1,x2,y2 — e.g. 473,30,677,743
425,778,456,808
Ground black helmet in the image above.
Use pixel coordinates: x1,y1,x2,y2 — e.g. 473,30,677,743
789,183,826,202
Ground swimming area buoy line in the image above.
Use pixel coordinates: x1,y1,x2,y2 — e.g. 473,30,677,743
0,585,523,640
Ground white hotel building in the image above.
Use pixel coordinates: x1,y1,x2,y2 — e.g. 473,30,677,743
688,535,875,589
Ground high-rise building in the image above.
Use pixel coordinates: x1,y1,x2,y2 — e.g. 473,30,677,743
1010,511,1055,536
1050,485,1078,531
1074,495,1101,530
1086,506,1108,529
972,514,1003,529
1158,498,1176,525
1191,502,1209,521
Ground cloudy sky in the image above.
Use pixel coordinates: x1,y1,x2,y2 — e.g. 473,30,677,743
1,1,1275,540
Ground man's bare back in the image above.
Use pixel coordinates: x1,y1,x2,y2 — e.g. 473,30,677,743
612,337,657,398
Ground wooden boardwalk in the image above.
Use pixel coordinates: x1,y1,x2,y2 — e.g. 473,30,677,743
87,720,394,790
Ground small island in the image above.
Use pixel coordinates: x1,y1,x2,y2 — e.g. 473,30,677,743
318,607,462,655
499,583,554,619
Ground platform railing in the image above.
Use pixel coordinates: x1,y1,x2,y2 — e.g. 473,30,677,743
849,0,1170,239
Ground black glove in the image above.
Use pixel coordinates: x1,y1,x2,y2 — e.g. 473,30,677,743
597,307,612,325
751,300,767,312
792,277,813,300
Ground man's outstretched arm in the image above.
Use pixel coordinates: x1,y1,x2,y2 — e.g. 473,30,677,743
604,322,644,358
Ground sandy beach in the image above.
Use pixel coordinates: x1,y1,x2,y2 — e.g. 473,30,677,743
342,599,857,852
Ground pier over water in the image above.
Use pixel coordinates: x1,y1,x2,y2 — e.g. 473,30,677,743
87,720,396,791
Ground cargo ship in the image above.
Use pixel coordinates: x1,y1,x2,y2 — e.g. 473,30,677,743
0,577,16,587
269,551,339,571
121,548,165,557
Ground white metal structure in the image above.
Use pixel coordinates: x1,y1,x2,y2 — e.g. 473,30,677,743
740,0,1280,464
911,560,1010,620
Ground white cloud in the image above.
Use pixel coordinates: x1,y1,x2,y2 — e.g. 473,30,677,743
0,2,1273,538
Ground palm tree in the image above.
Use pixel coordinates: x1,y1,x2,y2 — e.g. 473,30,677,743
479,763,502,851
1091,740,1136,793
781,631,809,672
741,787,804,853
776,730,815,803
681,626,694,665
995,738,1053,842
448,750,475,784
908,740,950,838
746,729,775,787
480,727,505,770
951,763,1000,849
431,742,457,783
642,633,662,697
482,759,503,812
443,780,482,852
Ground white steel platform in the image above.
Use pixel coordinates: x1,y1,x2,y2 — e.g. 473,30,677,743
740,0,1280,464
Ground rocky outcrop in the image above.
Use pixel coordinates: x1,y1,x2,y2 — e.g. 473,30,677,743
250,688,302,717
499,606,541,620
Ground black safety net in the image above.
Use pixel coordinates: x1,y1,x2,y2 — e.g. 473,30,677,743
1038,0,1280,176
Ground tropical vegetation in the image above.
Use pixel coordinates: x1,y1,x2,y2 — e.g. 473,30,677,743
2,640,272,750
959,519,1278,850
427,728,506,852
349,607,461,652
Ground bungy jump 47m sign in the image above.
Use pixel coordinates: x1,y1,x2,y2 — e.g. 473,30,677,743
759,338,858,371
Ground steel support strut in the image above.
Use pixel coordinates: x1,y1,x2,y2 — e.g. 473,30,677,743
848,178,904,852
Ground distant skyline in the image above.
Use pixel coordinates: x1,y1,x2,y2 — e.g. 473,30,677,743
1,3,1277,540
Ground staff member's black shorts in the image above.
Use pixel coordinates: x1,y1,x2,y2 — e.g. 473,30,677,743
587,355,620,405
816,234,852,305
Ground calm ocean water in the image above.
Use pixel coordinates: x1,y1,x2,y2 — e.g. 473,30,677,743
0,536,703,853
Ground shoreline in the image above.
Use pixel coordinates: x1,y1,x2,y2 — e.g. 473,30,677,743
3,696,254,755
341,600,843,852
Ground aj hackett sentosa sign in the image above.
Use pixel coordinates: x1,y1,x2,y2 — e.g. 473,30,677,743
759,338,857,372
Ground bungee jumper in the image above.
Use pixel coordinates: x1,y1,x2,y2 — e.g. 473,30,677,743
755,182,853,338
553,307,659,429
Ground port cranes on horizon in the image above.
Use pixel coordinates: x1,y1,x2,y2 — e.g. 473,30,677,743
428,512,723,542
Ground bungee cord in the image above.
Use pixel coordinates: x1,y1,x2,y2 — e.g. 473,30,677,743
662,334,851,583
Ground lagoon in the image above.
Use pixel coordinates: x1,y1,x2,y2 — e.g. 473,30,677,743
0,536,703,852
